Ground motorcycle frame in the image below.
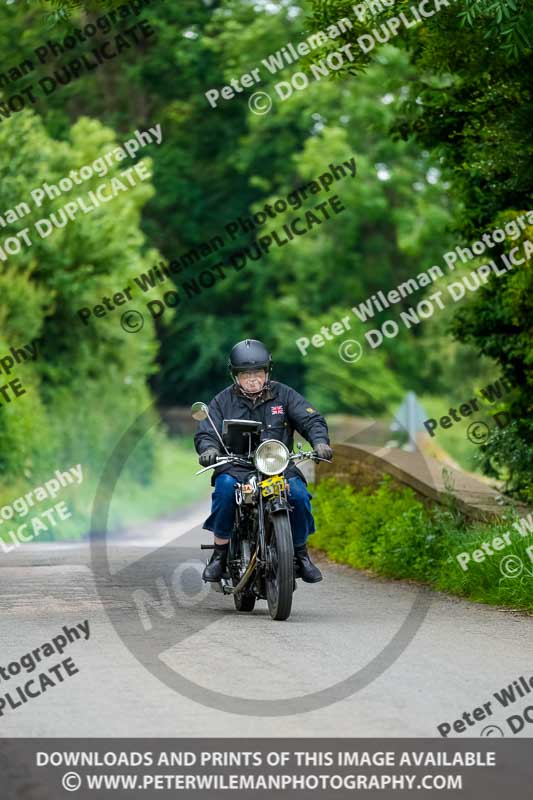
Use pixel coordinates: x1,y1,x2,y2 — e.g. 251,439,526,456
224,472,291,597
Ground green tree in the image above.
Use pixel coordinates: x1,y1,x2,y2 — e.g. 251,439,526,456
310,0,533,495
0,111,160,484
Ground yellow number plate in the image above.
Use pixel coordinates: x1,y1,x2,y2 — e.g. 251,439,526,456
259,475,286,497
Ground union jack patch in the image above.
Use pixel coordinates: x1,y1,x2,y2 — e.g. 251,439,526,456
271,405,284,415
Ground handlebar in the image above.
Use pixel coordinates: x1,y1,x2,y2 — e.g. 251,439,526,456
290,450,329,463
195,454,252,475
195,449,331,476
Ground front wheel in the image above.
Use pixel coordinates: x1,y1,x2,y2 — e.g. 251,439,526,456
265,511,294,621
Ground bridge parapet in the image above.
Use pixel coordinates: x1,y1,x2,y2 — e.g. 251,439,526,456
317,443,531,522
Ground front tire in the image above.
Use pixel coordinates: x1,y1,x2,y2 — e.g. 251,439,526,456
266,511,294,621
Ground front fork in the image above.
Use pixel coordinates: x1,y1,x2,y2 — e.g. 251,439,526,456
259,480,293,582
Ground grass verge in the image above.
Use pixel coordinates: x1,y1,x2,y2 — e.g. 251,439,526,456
308,477,533,612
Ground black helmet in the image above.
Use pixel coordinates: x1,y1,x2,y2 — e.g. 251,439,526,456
228,339,272,377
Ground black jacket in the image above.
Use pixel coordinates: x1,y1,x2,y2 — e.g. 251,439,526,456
194,381,330,483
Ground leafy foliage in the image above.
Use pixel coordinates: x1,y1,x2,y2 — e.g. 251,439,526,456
458,0,533,60
0,0,530,506
310,478,533,611
310,0,533,497
0,111,161,486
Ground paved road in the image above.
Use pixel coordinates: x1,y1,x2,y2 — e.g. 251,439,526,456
1,501,531,738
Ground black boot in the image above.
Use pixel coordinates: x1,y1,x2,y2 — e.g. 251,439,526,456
202,543,229,582
294,545,323,583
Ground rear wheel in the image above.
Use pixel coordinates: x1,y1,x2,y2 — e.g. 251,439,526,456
232,539,256,613
234,592,256,612
266,511,294,621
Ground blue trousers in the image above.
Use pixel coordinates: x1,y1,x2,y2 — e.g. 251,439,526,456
202,473,315,547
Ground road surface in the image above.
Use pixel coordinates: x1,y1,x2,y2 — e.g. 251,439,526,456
1,500,531,738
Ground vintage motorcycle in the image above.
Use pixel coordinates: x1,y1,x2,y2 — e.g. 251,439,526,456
191,402,329,621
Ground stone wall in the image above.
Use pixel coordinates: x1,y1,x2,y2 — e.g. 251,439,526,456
317,443,530,522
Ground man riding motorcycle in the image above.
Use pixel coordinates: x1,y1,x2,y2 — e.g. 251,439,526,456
194,339,333,584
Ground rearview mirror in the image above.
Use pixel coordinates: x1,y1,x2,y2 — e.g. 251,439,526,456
191,401,209,421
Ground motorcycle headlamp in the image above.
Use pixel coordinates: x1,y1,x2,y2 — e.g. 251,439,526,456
254,440,290,476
